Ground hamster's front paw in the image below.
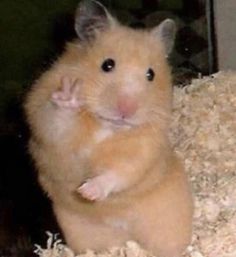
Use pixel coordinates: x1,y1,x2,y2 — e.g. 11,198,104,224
51,76,84,110
77,174,117,201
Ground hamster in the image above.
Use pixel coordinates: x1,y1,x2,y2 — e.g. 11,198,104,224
24,1,193,256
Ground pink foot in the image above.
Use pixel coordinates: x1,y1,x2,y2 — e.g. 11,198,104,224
51,76,83,110
78,175,116,201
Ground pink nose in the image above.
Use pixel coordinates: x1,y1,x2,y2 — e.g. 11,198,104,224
117,96,138,119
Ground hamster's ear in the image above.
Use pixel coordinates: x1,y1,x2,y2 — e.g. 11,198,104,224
75,0,115,42
151,19,176,56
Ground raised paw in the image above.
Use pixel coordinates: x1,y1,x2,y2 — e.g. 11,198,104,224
77,175,116,201
51,76,84,110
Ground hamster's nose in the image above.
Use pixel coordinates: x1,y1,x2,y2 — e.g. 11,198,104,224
117,96,138,119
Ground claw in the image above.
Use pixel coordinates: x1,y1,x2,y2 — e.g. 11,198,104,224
51,76,83,110
78,179,107,201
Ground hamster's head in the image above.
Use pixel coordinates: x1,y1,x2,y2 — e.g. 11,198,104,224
73,0,176,128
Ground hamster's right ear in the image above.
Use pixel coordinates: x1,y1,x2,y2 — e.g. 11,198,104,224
75,0,115,42
151,19,177,56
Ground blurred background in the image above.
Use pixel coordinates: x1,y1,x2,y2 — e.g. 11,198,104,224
0,0,232,256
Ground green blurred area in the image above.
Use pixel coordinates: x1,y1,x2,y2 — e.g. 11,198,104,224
0,0,78,84
0,0,79,135
159,0,183,10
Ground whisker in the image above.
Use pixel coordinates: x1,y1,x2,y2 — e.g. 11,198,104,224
55,66,108,106
145,121,161,145
149,109,169,119
57,65,105,88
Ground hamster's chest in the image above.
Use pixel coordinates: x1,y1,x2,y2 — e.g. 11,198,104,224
94,120,131,143
80,120,131,158
94,125,115,144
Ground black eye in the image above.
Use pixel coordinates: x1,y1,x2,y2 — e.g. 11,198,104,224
101,58,115,72
146,68,155,81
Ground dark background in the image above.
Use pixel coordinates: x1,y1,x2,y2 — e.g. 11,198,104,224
0,1,216,256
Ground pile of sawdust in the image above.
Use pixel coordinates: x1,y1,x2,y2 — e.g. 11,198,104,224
35,71,236,257
172,71,236,257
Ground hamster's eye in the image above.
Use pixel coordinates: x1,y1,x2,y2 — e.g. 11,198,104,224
101,58,115,72
146,68,155,81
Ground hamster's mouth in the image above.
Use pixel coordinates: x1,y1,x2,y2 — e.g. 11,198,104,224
95,113,134,127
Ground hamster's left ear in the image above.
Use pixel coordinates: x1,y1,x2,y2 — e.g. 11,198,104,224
151,19,177,56
75,0,116,42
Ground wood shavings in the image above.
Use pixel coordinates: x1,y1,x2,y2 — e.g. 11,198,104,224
172,71,236,257
35,233,154,257
36,71,236,257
